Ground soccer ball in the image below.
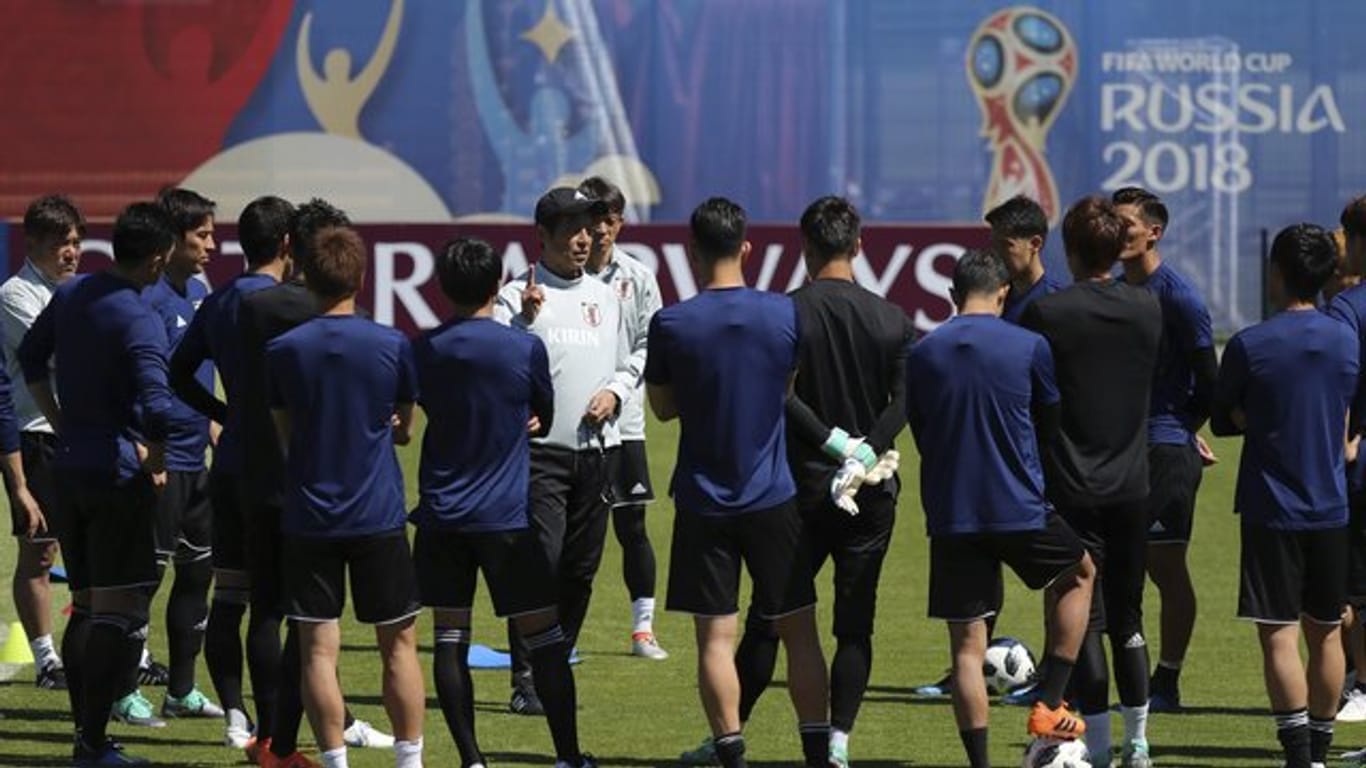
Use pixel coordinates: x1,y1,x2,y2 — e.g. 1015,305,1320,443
1022,737,1091,768
983,637,1036,693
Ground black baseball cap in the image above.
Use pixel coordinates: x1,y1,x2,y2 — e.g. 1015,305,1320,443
534,187,608,228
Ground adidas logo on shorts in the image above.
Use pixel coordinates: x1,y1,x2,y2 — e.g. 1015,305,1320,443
630,483,647,495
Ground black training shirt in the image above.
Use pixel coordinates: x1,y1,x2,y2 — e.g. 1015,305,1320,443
1021,280,1161,507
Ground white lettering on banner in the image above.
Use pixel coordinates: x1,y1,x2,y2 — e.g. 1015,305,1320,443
501,241,531,278
660,243,697,300
754,244,786,291
546,327,601,347
1101,50,1294,74
911,244,963,334
852,245,915,297
1101,83,1344,135
374,242,440,329
80,239,114,262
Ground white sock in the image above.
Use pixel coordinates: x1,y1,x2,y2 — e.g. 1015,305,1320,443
1083,712,1112,766
395,738,423,768
321,746,349,768
1121,703,1148,743
139,644,151,668
830,728,849,752
631,597,655,634
30,634,59,668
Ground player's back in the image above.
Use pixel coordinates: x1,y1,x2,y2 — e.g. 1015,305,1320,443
1134,263,1213,444
239,280,316,501
907,314,1054,535
46,271,173,479
411,317,551,531
788,278,912,494
1220,310,1358,529
266,314,413,537
649,287,798,514
1022,280,1161,505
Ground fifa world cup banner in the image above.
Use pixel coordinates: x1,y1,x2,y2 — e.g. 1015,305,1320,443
5,224,986,336
2,1,1364,332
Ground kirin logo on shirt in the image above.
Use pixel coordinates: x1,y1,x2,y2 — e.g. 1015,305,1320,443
613,277,633,301
581,301,603,327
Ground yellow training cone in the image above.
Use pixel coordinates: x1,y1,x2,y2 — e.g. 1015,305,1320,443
0,621,33,664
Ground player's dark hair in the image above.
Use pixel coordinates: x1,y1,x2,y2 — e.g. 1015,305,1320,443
23,194,86,245
306,226,367,301
112,202,177,267
800,195,861,261
157,187,216,235
1062,196,1127,274
689,197,747,262
1111,186,1169,228
984,195,1048,247
578,176,626,215
952,248,1010,298
436,237,500,306
289,198,350,274
238,196,295,267
1270,223,1337,302
1341,195,1366,239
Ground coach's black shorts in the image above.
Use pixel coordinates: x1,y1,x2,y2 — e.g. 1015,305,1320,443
804,484,896,637
283,529,421,625
12,431,60,542
210,472,246,572
928,513,1087,622
1347,491,1366,605
1239,522,1347,625
242,497,284,613
1146,443,1203,544
57,473,159,592
667,499,816,619
154,469,213,566
414,526,556,617
609,440,654,507
1058,500,1148,636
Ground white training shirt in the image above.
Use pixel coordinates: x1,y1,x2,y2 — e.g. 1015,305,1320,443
0,261,58,434
590,247,661,442
495,263,635,451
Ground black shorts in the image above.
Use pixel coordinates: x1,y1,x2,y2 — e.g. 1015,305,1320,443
154,469,213,566
803,485,896,637
210,472,246,572
1350,492,1366,604
242,497,284,613
12,432,60,542
1058,500,1149,637
666,499,817,619
1146,443,1203,544
413,527,556,617
57,473,159,592
609,440,655,507
928,513,1087,622
283,530,421,625
1239,522,1347,625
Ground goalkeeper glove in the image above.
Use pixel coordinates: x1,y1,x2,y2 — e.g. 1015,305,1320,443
830,457,867,515
821,427,878,471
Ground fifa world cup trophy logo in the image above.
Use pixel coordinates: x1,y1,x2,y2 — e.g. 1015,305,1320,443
967,7,1076,225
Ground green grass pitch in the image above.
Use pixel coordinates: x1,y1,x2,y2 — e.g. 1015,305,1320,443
0,420,1350,766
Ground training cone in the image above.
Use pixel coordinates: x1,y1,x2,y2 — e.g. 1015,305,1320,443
0,621,33,664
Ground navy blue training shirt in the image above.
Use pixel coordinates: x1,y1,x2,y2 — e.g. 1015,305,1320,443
906,314,1058,536
171,272,277,476
1002,273,1062,325
411,317,553,532
644,287,799,516
1326,283,1366,493
143,275,212,471
1126,263,1215,446
1213,309,1357,530
266,314,416,537
18,272,174,481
